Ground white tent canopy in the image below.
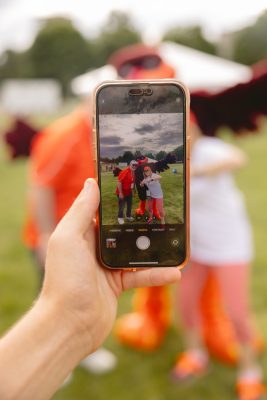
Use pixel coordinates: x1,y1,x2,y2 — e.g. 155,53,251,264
71,65,117,97
159,42,252,92
71,42,253,96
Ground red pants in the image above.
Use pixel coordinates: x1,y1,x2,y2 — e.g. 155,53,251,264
179,260,254,344
148,198,164,218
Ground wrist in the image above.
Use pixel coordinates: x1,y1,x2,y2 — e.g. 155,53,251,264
37,294,93,360
0,296,94,399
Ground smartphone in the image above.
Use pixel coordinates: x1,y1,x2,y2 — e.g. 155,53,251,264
93,79,190,269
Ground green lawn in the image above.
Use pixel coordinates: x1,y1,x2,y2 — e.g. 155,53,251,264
1,111,267,400
101,164,183,225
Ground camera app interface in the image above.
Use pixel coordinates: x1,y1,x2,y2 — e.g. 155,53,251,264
97,84,186,267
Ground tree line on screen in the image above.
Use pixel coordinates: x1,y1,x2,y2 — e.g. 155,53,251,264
101,145,183,164
0,10,266,95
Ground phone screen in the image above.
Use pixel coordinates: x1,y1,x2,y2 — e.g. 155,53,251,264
96,82,187,268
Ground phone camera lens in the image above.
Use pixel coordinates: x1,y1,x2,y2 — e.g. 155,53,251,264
144,88,153,96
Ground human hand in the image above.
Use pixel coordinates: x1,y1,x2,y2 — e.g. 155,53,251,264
41,179,180,359
119,192,124,199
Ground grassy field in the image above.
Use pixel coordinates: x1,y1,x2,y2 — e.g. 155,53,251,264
1,111,267,400
101,164,184,225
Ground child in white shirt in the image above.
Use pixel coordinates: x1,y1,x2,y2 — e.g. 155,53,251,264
140,166,165,224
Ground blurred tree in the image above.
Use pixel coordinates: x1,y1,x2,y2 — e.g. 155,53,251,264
92,11,142,67
230,11,267,65
163,25,216,55
156,150,167,161
0,13,142,95
28,18,94,95
0,50,33,80
122,150,135,163
145,152,155,159
173,145,184,162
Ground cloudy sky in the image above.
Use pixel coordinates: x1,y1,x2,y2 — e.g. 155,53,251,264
0,0,266,53
99,112,183,159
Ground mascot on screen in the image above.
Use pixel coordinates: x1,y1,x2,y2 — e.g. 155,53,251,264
114,153,177,221
109,43,267,365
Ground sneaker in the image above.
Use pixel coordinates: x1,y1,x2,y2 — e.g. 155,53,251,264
171,351,209,382
80,348,117,374
147,217,153,224
126,216,135,222
118,218,124,225
236,380,266,400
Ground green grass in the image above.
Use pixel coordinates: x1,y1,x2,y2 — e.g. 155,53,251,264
1,111,267,400
101,164,184,225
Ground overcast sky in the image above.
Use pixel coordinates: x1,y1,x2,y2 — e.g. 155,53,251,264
99,112,183,159
0,0,266,54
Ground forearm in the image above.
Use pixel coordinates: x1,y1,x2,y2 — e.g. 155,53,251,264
0,297,89,400
117,182,123,194
192,156,247,177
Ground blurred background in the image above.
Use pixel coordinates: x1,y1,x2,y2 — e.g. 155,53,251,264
1,1,267,399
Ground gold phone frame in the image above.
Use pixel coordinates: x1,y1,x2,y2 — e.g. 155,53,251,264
93,79,190,271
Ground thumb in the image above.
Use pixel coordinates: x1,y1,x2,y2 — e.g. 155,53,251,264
57,178,100,235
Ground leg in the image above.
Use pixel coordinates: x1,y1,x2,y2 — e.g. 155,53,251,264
214,264,260,372
178,260,209,350
215,264,266,398
147,198,153,217
147,199,153,223
155,198,165,224
125,193,132,218
135,200,146,216
214,264,253,345
118,196,125,218
152,198,161,220
172,261,209,380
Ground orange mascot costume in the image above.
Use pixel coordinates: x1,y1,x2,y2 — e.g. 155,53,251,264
110,43,265,364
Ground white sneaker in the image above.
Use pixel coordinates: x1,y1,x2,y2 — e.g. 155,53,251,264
118,218,124,225
126,216,134,222
80,348,117,374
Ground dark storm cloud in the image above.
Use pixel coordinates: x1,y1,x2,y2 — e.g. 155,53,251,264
135,123,161,135
153,130,182,146
133,122,183,149
99,112,183,156
100,145,133,159
100,136,122,145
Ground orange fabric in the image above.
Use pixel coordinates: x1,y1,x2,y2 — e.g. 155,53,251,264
201,273,240,364
173,352,208,379
23,108,95,248
114,286,171,351
236,381,266,400
115,167,134,196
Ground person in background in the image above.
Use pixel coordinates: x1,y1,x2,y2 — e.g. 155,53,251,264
0,179,181,400
112,45,267,382
140,166,165,225
23,66,119,375
172,117,265,400
116,159,137,225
